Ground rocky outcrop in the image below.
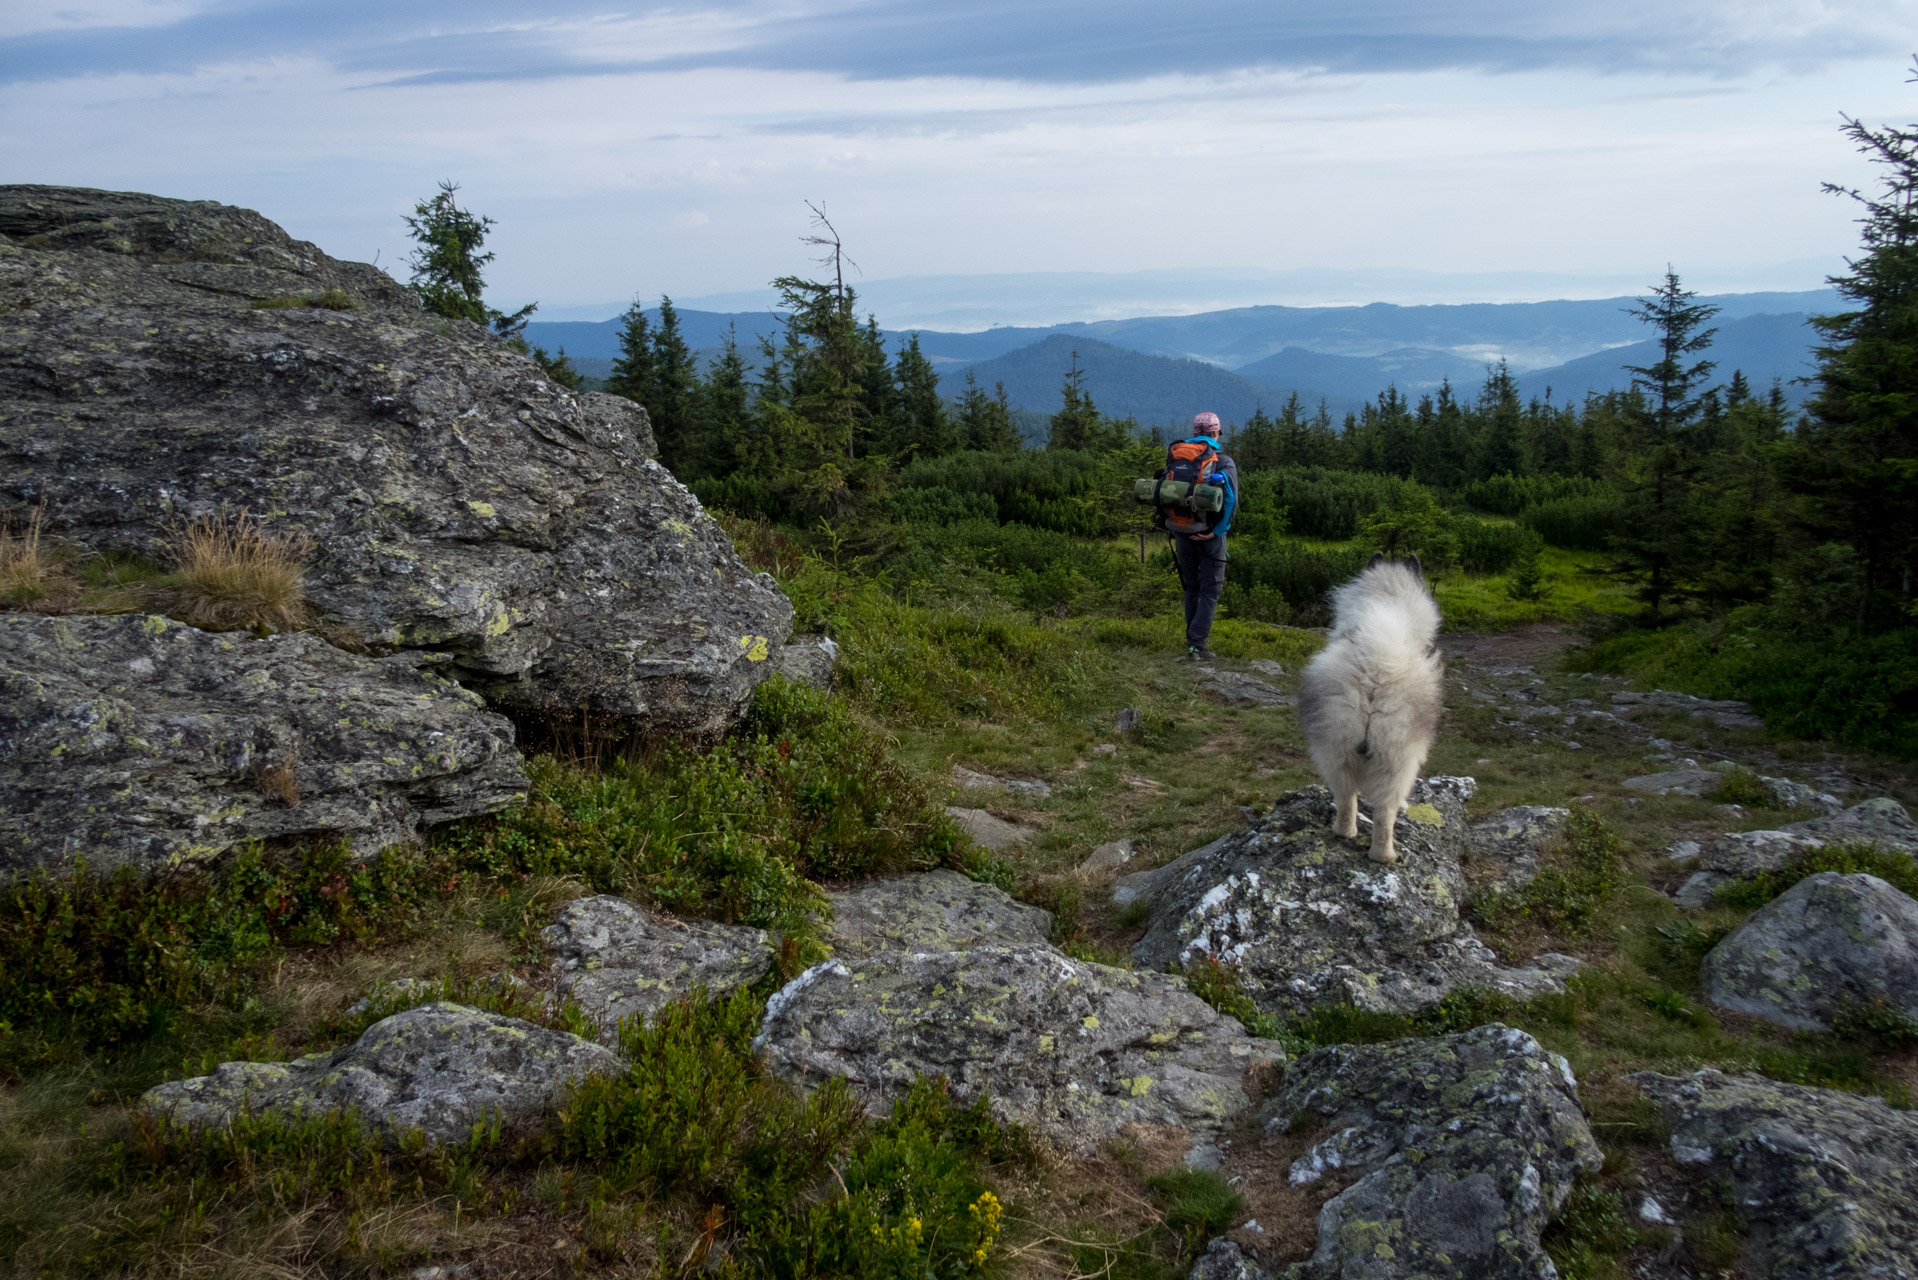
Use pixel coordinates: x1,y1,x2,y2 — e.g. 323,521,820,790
1621,768,1722,798
0,185,791,736
1196,669,1294,707
1700,872,1918,1031
1633,1069,1918,1280
1261,1025,1601,1280
1115,781,1580,1018
824,870,1051,958
543,896,772,1039
753,945,1283,1152
772,634,838,690
1466,805,1570,889
945,807,1037,852
142,1002,622,1143
0,612,525,872
1610,689,1762,729
1674,798,1918,907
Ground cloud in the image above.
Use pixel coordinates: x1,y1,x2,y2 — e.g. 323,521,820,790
4,0,1913,87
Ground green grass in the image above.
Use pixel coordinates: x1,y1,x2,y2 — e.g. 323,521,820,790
1432,547,1634,630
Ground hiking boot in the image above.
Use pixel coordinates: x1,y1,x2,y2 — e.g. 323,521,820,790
1184,646,1217,663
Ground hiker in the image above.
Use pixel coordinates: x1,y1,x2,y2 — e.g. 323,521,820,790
1164,411,1238,661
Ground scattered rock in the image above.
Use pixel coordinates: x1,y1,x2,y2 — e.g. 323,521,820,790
1676,797,1918,908
1466,805,1571,889
1115,707,1143,734
1189,1238,1272,1280
772,634,838,690
0,185,792,736
946,806,1038,853
1633,1069,1918,1280
1262,1025,1601,1280
825,870,1051,958
1622,768,1723,798
1700,872,1918,1031
1115,782,1581,1018
142,1003,622,1143
543,896,772,1038
1082,839,1137,874
1762,776,1844,814
1195,669,1294,707
953,764,1052,798
1638,1196,1674,1226
1667,840,1702,862
754,945,1283,1151
1611,689,1764,729
1247,659,1286,677
1093,743,1118,755
0,613,526,873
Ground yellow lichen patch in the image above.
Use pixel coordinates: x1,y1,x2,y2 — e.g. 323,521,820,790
1081,1015,1100,1030
484,610,512,637
1127,1075,1153,1096
141,614,172,634
1404,803,1444,826
738,635,769,662
465,500,497,519
664,518,694,537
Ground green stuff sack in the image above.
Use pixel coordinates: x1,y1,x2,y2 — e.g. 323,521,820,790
1134,477,1226,512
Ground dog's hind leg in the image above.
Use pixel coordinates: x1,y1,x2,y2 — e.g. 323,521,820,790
1365,757,1423,865
1334,785,1360,839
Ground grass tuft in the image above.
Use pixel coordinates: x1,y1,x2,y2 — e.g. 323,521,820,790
162,508,313,633
0,504,73,609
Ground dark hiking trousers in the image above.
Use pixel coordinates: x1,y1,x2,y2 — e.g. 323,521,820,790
1172,534,1228,649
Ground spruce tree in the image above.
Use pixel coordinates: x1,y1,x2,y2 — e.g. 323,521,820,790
605,300,656,408
894,334,955,456
650,297,697,472
1474,361,1526,479
1047,351,1103,450
403,180,535,339
1614,269,1720,621
958,371,1021,452
1787,83,1918,631
689,326,750,482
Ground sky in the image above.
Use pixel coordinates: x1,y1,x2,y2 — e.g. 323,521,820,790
3,1,1914,326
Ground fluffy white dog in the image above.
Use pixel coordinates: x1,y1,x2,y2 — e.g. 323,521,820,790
1298,554,1444,864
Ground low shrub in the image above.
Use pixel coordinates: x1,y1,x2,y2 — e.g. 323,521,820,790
1543,1185,1642,1280
1452,515,1542,576
1706,765,1770,806
1714,840,1918,909
1522,492,1621,551
1473,809,1626,937
1227,539,1372,617
1249,467,1429,541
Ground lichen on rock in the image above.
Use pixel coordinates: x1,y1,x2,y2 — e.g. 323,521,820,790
0,184,792,737
1260,1025,1602,1280
1699,871,1918,1030
0,612,525,873
824,869,1052,958
752,944,1283,1151
1633,1069,1918,1280
1116,781,1580,1018
543,895,773,1039
142,1002,623,1144
1674,797,1918,908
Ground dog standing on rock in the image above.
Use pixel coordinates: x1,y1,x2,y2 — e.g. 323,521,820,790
1298,555,1444,864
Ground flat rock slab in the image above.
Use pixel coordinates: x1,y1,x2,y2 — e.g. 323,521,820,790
1259,1025,1601,1280
1082,839,1137,874
1677,797,1918,908
1633,1069,1918,1280
0,185,791,735
1466,805,1570,889
946,806,1037,852
543,896,771,1038
1196,670,1294,707
1611,689,1763,729
754,945,1283,1151
1116,781,1579,1018
772,634,838,690
952,764,1052,798
1622,768,1723,797
825,870,1052,958
1,613,526,873
1701,872,1918,1031
142,1003,622,1144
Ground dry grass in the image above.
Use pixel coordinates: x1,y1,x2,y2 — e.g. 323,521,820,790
0,504,75,610
164,509,314,633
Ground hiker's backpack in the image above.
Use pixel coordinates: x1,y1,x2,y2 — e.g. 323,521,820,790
1134,436,1231,534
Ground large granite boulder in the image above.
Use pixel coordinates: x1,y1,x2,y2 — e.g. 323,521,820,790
1115,781,1580,1018
1633,1069,1918,1280
0,185,791,735
1260,1025,1601,1280
753,945,1284,1152
142,1002,623,1143
0,612,525,872
543,896,772,1039
824,869,1052,958
1674,798,1918,907
1700,872,1918,1031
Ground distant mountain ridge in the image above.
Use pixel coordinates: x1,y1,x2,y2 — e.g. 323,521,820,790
525,288,1838,429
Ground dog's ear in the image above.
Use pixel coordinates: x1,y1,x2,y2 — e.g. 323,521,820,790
1406,554,1424,580
1368,552,1385,569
